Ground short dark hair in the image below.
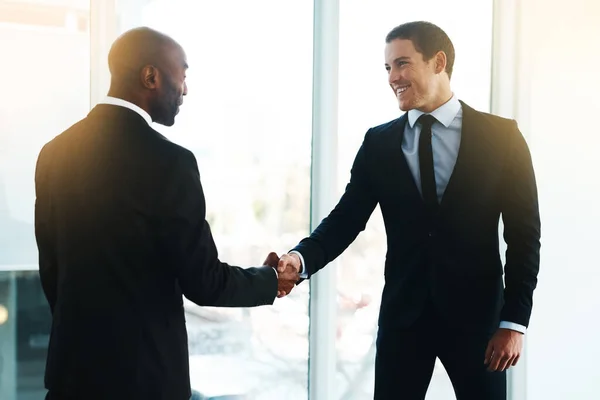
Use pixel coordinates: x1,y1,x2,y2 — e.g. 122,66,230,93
385,21,455,79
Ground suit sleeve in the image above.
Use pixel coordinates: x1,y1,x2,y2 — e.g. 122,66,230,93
160,151,277,307
293,131,378,276
34,144,58,313
500,120,541,327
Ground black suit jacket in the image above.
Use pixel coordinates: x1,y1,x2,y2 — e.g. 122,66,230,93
294,101,540,332
34,104,277,400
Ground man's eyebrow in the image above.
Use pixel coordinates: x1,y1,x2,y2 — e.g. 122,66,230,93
385,56,411,65
391,56,410,63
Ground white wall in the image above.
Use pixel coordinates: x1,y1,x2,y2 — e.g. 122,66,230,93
514,1,600,398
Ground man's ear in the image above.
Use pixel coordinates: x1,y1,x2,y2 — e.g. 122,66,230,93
434,51,447,75
141,65,159,90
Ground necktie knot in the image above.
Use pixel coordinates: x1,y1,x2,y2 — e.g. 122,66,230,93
417,114,436,130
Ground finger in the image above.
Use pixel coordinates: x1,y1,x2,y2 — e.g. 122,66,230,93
282,283,295,295
512,354,520,366
497,356,511,372
281,271,299,282
505,355,518,370
484,342,494,365
488,353,504,372
263,252,279,267
269,251,279,261
277,258,288,273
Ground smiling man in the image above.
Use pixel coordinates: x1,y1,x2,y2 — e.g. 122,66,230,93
277,21,541,399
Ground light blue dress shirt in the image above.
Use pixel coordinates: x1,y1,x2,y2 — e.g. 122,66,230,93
293,94,526,333
404,94,462,202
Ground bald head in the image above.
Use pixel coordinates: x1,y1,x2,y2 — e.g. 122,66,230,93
107,27,188,126
108,27,172,82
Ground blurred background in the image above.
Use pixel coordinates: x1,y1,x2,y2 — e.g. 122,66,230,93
0,0,598,399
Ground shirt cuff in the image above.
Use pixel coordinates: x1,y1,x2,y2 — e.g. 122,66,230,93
272,267,278,278
289,250,308,279
499,321,527,334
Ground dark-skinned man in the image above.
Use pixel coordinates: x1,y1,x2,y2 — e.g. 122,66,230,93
35,27,298,400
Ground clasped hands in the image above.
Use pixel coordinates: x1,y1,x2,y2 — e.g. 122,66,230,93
262,252,301,298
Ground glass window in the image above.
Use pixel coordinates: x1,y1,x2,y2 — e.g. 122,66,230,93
114,1,313,398
335,2,494,398
0,0,90,269
0,271,52,400
0,0,90,398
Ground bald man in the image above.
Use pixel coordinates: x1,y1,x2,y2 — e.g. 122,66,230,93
34,27,298,400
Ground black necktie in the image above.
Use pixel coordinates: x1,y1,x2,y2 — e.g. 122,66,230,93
417,114,438,213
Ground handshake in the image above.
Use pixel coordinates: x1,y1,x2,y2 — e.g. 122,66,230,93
263,252,302,298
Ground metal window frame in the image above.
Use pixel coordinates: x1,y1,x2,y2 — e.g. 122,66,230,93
307,0,340,398
491,1,530,399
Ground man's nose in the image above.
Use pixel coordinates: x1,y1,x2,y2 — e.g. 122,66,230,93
183,82,188,96
388,69,400,85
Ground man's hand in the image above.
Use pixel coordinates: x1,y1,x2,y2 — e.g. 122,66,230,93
262,252,280,269
484,328,524,371
263,252,299,298
277,253,301,275
276,253,301,298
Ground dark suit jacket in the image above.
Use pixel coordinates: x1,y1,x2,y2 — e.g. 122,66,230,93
34,104,277,400
294,101,540,333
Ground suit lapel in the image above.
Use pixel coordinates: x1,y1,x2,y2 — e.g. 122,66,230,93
385,113,424,205
439,101,496,211
381,103,497,212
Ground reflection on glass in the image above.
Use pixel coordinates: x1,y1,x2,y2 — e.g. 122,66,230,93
115,0,313,398
336,2,494,398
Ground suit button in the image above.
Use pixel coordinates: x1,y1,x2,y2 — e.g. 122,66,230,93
428,231,435,237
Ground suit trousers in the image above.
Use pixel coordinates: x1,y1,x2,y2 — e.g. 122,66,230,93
374,302,506,400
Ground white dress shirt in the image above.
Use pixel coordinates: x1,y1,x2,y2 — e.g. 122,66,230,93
98,96,153,125
293,94,526,334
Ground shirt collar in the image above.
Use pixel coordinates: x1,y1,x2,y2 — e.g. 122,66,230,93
99,96,153,125
407,94,461,128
